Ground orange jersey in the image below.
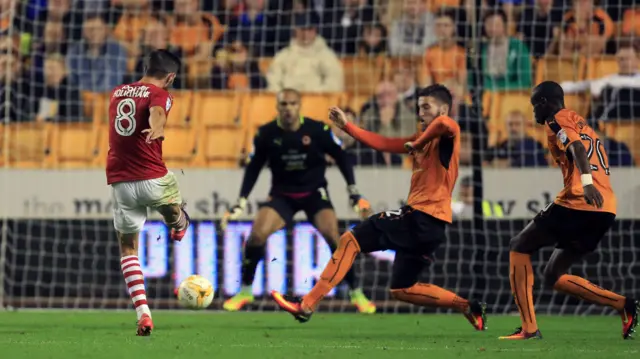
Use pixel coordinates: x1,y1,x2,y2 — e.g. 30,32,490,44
423,44,466,84
344,116,460,224
545,109,616,214
407,120,460,223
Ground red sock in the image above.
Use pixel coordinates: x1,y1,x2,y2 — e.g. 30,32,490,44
121,255,151,320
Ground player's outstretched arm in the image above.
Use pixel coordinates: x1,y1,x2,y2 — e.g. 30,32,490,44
328,107,413,154
221,133,268,229
567,141,604,208
407,116,459,151
142,106,167,143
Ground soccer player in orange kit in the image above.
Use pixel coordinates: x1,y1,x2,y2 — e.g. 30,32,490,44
271,84,486,330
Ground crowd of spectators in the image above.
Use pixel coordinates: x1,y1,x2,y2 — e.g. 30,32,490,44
0,0,638,167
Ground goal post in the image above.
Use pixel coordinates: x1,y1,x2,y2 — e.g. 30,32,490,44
1,0,639,315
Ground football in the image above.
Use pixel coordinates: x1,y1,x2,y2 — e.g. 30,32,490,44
177,275,215,310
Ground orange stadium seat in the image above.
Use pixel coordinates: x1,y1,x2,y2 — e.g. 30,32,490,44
258,58,273,75
484,91,532,147
0,124,4,167
194,91,243,127
163,124,198,168
536,56,589,115
51,123,101,168
3,122,53,168
601,120,640,164
168,91,194,125
200,127,244,168
186,59,214,88
384,56,423,83
586,56,618,79
242,92,278,129
347,93,371,113
342,56,385,95
90,92,111,125
300,93,346,123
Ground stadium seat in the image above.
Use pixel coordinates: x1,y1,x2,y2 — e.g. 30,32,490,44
3,122,53,168
601,120,640,164
186,59,214,88
51,123,101,168
168,91,194,125
535,56,589,116
384,56,423,83
586,56,618,79
242,92,278,128
0,124,4,167
193,91,243,127
258,57,273,75
82,91,111,124
90,92,111,125
200,127,244,168
163,124,198,168
300,93,346,123
347,93,371,113
342,56,385,95
535,56,587,84
484,91,532,147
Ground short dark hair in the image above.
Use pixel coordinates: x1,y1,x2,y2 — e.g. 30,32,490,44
144,49,181,79
460,176,472,187
483,9,507,24
84,13,106,24
435,8,456,22
617,38,639,54
417,84,453,110
533,80,564,105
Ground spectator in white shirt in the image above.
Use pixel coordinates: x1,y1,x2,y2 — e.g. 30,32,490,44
561,43,640,120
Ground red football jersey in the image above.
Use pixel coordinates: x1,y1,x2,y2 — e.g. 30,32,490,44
106,82,173,185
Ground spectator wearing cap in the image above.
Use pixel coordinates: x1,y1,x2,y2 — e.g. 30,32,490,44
267,13,344,92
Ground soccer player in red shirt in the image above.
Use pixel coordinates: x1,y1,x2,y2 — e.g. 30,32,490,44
106,50,189,336
500,81,639,340
271,84,486,329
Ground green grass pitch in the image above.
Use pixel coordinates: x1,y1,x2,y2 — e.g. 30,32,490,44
0,311,637,358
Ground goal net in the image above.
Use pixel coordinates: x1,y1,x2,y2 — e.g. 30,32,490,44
1,0,639,315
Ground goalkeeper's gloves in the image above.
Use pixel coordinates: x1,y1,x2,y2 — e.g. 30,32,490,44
348,185,372,218
221,197,247,230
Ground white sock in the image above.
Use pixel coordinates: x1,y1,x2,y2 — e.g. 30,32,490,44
121,255,152,320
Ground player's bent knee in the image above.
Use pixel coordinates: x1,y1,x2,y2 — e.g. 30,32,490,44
158,204,181,222
542,266,562,287
509,236,526,253
247,229,270,246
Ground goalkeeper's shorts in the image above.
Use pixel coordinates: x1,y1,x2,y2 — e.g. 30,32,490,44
533,203,615,254
261,187,334,225
110,171,183,233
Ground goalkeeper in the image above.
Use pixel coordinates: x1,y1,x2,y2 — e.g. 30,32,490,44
221,88,376,313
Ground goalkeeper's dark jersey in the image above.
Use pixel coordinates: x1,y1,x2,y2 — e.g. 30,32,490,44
239,117,355,197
